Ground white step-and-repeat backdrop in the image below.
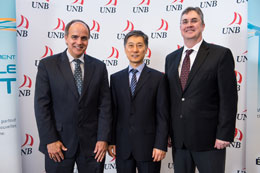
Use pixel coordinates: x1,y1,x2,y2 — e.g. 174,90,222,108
1,0,251,172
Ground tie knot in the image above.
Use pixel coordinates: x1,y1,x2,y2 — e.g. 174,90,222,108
73,59,81,65
131,69,138,74
186,49,193,56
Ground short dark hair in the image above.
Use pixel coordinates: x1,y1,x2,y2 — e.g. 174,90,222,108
124,30,148,47
181,7,205,25
65,19,90,38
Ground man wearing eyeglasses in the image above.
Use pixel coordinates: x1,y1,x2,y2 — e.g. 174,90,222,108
165,7,238,173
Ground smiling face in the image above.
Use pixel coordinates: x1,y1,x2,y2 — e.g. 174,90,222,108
125,36,147,67
180,10,205,46
65,22,89,58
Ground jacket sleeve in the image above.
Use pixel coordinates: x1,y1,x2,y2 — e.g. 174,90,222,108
34,60,59,146
96,63,112,142
154,74,170,151
216,48,238,142
109,75,117,145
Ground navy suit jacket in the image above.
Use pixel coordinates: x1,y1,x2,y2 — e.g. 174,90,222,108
165,41,238,151
110,65,169,161
34,50,112,158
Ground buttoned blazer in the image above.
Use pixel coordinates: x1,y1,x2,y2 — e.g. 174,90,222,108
165,41,238,151
110,65,169,161
34,50,112,158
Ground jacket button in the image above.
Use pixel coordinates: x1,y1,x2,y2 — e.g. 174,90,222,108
181,98,185,101
180,115,183,118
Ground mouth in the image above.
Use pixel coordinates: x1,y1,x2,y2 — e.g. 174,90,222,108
73,45,84,50
131,54,139,58
185,28,195,33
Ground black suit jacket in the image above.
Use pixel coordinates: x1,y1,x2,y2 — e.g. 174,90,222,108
110,65,169,161
34,50,112,158
165,41,237,151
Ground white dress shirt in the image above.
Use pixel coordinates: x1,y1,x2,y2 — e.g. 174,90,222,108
178,39,203,76
66,50,85,80
128,63,145,84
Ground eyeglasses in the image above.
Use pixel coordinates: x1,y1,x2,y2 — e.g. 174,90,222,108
181,18,200,25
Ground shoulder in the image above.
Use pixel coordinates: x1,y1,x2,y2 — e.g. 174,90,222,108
145,66,165,81
85,54,106,67
110,68,127,86
203,42,232,55
166,48,182,61
146,66,164,76
202,42,234,66
38,52,63,66
41,52,63,61
111,68,127,78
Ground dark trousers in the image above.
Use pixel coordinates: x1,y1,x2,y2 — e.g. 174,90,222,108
116,154,161,173
173,148,226,173
45,146,105,173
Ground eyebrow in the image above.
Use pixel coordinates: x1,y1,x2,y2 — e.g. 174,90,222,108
127,42,144,44
182,17,199,20
71,35,88,38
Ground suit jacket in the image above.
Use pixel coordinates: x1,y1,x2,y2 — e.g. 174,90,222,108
34,50,112,158
165,41,237,151
110,65,169,161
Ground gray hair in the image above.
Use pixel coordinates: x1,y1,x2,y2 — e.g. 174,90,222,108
181,7,205,25
65,19,90,38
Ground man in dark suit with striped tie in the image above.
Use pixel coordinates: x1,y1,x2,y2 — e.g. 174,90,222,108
108,30,169,173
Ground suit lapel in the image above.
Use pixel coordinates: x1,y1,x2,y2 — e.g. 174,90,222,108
80,54,95,101
58,51,79,99
133,65,150,99
174,49,184,94
169,48,184,95
184,41,209,92
121,68,132,101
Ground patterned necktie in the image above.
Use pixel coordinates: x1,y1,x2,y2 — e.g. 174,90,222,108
130,69,138,96
180,49,193,91
73,59,83,95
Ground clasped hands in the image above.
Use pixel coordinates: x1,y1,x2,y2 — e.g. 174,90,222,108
47,140,108,162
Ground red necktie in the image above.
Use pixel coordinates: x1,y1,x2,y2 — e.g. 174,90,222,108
180,49,193,91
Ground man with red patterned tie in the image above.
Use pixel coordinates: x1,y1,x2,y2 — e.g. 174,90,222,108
165,7,238,173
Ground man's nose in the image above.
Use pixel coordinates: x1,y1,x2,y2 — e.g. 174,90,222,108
76,38,82,44
133,45,138,52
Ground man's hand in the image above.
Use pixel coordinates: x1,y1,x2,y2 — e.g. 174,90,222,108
214,139,230,150
152,148,166,162
47,141,67,162
108,145,116,158
94,141,108,162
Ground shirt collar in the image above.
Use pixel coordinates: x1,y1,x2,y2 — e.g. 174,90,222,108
128,63,145,73
183,39,203,54
66,49,85,63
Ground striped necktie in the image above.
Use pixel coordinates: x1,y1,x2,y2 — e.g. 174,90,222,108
130,69,138,96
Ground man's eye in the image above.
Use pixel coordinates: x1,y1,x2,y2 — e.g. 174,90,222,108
191,19,198,23
82,37,88,41
182,20,188,24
